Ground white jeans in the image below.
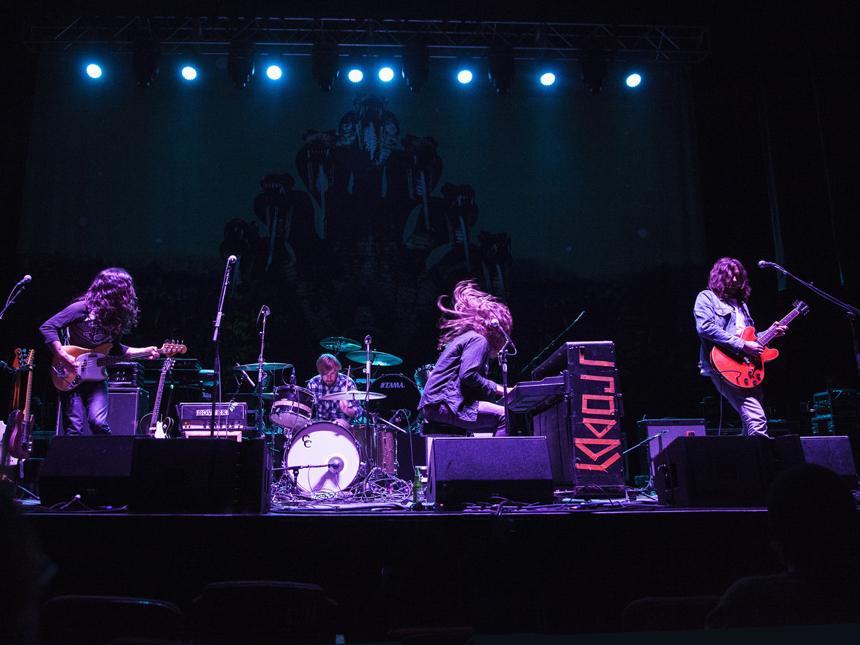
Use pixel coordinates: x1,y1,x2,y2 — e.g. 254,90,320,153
708,373,769,437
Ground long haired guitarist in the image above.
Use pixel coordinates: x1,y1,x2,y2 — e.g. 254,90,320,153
39,267,161,436
694,257,787,437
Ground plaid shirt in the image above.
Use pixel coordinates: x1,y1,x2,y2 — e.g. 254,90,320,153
306,372,362,422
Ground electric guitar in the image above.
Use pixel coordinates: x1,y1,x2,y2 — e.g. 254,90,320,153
710,300,809,389
8,349,36,460
50,341,186,392
138,355,176,438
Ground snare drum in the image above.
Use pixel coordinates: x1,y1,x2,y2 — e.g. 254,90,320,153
270,385,314,432
285,420,360,495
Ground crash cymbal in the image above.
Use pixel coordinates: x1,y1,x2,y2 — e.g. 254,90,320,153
320,337,362,353
344,351,403,367
233,362,292,372
318,390,387,402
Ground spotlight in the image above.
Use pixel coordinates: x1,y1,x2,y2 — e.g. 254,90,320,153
401,42,429,92
131,37,160,88
579,37,607,94
540,72,556,86
181,65,198,81
378,66,395,82
346,56,364,83
266,65,283,80
487,44,515,93
228,42,256,89
311,40,339,91
626,73,642,88
86,63,103,79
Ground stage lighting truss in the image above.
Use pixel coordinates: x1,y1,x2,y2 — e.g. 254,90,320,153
228,42,256,89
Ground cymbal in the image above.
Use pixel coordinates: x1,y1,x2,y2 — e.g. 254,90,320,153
320,337,362,353
233,362,292,372
344,351,403,367
318,390,387,402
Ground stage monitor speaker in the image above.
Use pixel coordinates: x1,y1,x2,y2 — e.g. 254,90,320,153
637,418,706,479
425,437,554,509
129,438,272,514
800,436,859,491
653,435,805,508
38,436,136,508
106,387,149,436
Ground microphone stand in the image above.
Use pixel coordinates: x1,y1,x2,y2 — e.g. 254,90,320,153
520,311,585,376
764,262,860,380
498,343,512,437
210,258,236,436
256,308,269,438
0,278,30,321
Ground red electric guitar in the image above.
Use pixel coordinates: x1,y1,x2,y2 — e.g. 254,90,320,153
710,300,809,389
8,349,36,460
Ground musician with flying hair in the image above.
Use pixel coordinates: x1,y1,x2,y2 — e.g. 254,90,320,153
694,257,786,437
418,280,513,436
40,268,159,436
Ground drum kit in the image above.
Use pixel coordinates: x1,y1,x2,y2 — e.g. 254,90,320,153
234,336,435,497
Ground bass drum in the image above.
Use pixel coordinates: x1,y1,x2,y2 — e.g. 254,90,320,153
285,420,360,495
368,374,421,420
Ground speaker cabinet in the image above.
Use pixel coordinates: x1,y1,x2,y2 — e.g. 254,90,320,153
38,436,136,508
637,419,707,479
800,436,858,490
653,435,805,507
425,437,554,509
129,438,272,514
106,387,149,436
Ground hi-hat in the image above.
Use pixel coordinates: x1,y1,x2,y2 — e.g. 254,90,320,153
344,351,403,366
320,337,362,353
319,390,387,402
233,362,292,372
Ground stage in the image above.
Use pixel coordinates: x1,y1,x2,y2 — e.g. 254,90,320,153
16,488,786,642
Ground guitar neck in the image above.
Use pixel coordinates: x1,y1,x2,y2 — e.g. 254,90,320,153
23,351,35,420
150,371,169,425
758,308,801,345
97,349,160,368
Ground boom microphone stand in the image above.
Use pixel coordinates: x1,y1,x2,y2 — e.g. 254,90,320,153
759,260,860,380
210,255,236,436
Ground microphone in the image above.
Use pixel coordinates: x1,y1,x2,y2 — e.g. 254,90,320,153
328,456,344,473
365,335,371,346
227,255,237,265
261,306,270,316
18,275,32,286
490,318,516,352
757,260,774,269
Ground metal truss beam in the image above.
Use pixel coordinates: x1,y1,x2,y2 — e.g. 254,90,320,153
21,16,710,63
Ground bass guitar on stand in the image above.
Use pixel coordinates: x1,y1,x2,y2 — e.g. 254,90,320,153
138,354,177,438
710,300,809,389
8,349,36,460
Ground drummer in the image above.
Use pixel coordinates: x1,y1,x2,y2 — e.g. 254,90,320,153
307,354,361,425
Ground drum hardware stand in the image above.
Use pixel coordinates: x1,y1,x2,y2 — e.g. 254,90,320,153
256,305,271,439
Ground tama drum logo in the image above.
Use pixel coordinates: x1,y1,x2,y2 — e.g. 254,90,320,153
379,382,406,388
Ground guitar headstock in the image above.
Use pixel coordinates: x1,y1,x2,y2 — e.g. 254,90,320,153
793,300,810,316
160,341,187,358
163,356,176,372
14,348,35,369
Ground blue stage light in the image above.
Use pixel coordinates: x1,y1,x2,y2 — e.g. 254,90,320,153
266,65,283,80
540,72,556,86
86,64,102,79
626,73,642,88
347,68,363,83
457,69,473,84
378,66,394,82
181,65,198,81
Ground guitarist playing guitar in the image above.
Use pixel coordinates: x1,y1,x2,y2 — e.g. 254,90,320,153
39,268,162,436
694,258,792,438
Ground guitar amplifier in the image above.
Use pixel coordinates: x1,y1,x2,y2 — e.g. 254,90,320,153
179,402,247,431
107,362,145,388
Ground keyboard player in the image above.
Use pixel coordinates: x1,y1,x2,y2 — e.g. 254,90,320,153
418,280,512,436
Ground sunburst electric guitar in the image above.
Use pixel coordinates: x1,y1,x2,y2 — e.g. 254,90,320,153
51,341,186,392
138,355,176,438
710,300,809,389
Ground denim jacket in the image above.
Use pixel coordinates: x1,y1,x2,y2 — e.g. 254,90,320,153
694,289,754,376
